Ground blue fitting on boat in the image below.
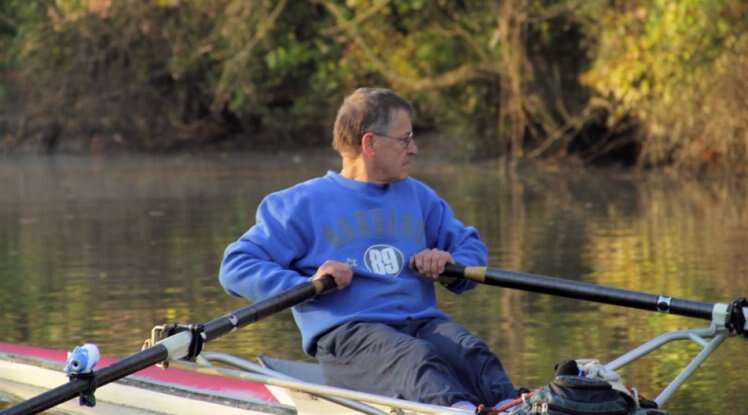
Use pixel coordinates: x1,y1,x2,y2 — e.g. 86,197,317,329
64,343,101,407
64,343,100,374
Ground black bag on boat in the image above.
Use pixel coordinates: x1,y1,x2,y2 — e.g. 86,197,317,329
504,361,670,415
510,375,633,414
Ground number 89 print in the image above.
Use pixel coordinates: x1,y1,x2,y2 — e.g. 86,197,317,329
363,244,405,277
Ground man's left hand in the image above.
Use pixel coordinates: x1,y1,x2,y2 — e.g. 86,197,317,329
409,249,453,280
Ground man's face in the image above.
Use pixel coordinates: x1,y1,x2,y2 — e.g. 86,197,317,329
370,109,417,182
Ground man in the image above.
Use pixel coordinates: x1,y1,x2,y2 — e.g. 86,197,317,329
220,87,517,410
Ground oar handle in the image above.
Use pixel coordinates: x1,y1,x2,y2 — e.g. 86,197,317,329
314,274,338,293
442,264,748,337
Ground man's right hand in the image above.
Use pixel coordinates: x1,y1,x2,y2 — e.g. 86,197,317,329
312,260,353,289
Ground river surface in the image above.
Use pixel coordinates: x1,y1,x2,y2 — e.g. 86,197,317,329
1,153,747,413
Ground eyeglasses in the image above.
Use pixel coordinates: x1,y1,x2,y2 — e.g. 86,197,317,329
371,131,415,147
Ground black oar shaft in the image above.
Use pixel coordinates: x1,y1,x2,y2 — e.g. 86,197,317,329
203,278,332,341
2,276,336,415
444,264,715,320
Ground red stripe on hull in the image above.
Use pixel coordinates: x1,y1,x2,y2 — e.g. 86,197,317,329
0,342,277,403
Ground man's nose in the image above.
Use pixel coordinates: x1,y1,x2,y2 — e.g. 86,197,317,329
407,140,418,155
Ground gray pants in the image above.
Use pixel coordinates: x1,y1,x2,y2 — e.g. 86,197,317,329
314,317,517,407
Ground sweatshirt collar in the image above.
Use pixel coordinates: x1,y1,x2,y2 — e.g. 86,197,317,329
326,170,402,194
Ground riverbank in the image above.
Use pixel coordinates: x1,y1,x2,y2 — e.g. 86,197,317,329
0,111,642,168
0,116,328,156
2,2,745,170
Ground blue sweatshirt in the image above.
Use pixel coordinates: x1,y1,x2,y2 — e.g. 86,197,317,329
219,171,487,355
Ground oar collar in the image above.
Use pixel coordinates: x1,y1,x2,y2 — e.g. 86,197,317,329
727,298,748,338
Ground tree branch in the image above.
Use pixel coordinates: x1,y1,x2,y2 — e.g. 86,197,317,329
315,0,499,91
320,0,391,36
0,12,18,35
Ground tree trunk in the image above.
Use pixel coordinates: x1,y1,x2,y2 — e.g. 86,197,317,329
496,0,528,159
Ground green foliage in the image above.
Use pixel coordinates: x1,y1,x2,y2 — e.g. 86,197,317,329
583,0,748,167
319,0,505,155
0,1,51,103
1,0,747,168
2,0,342,149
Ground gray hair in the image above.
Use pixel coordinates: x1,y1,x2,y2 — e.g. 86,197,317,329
332,88,413,154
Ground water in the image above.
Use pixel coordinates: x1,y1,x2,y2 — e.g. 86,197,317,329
1,154,747,413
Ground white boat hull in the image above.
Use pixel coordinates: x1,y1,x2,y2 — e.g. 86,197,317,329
0,342,291,415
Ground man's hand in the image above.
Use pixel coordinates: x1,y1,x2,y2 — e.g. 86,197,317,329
312,260,353,289
409,249,453,280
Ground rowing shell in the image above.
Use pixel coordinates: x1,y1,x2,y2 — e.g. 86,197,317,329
0,342,468,415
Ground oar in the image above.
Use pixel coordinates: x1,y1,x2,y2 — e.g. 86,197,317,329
442,264,747,336
1,276,336,415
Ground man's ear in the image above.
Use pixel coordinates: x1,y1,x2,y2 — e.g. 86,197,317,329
361,133,376,157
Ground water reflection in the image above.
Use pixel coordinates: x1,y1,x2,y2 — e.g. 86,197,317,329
1,155,746,413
